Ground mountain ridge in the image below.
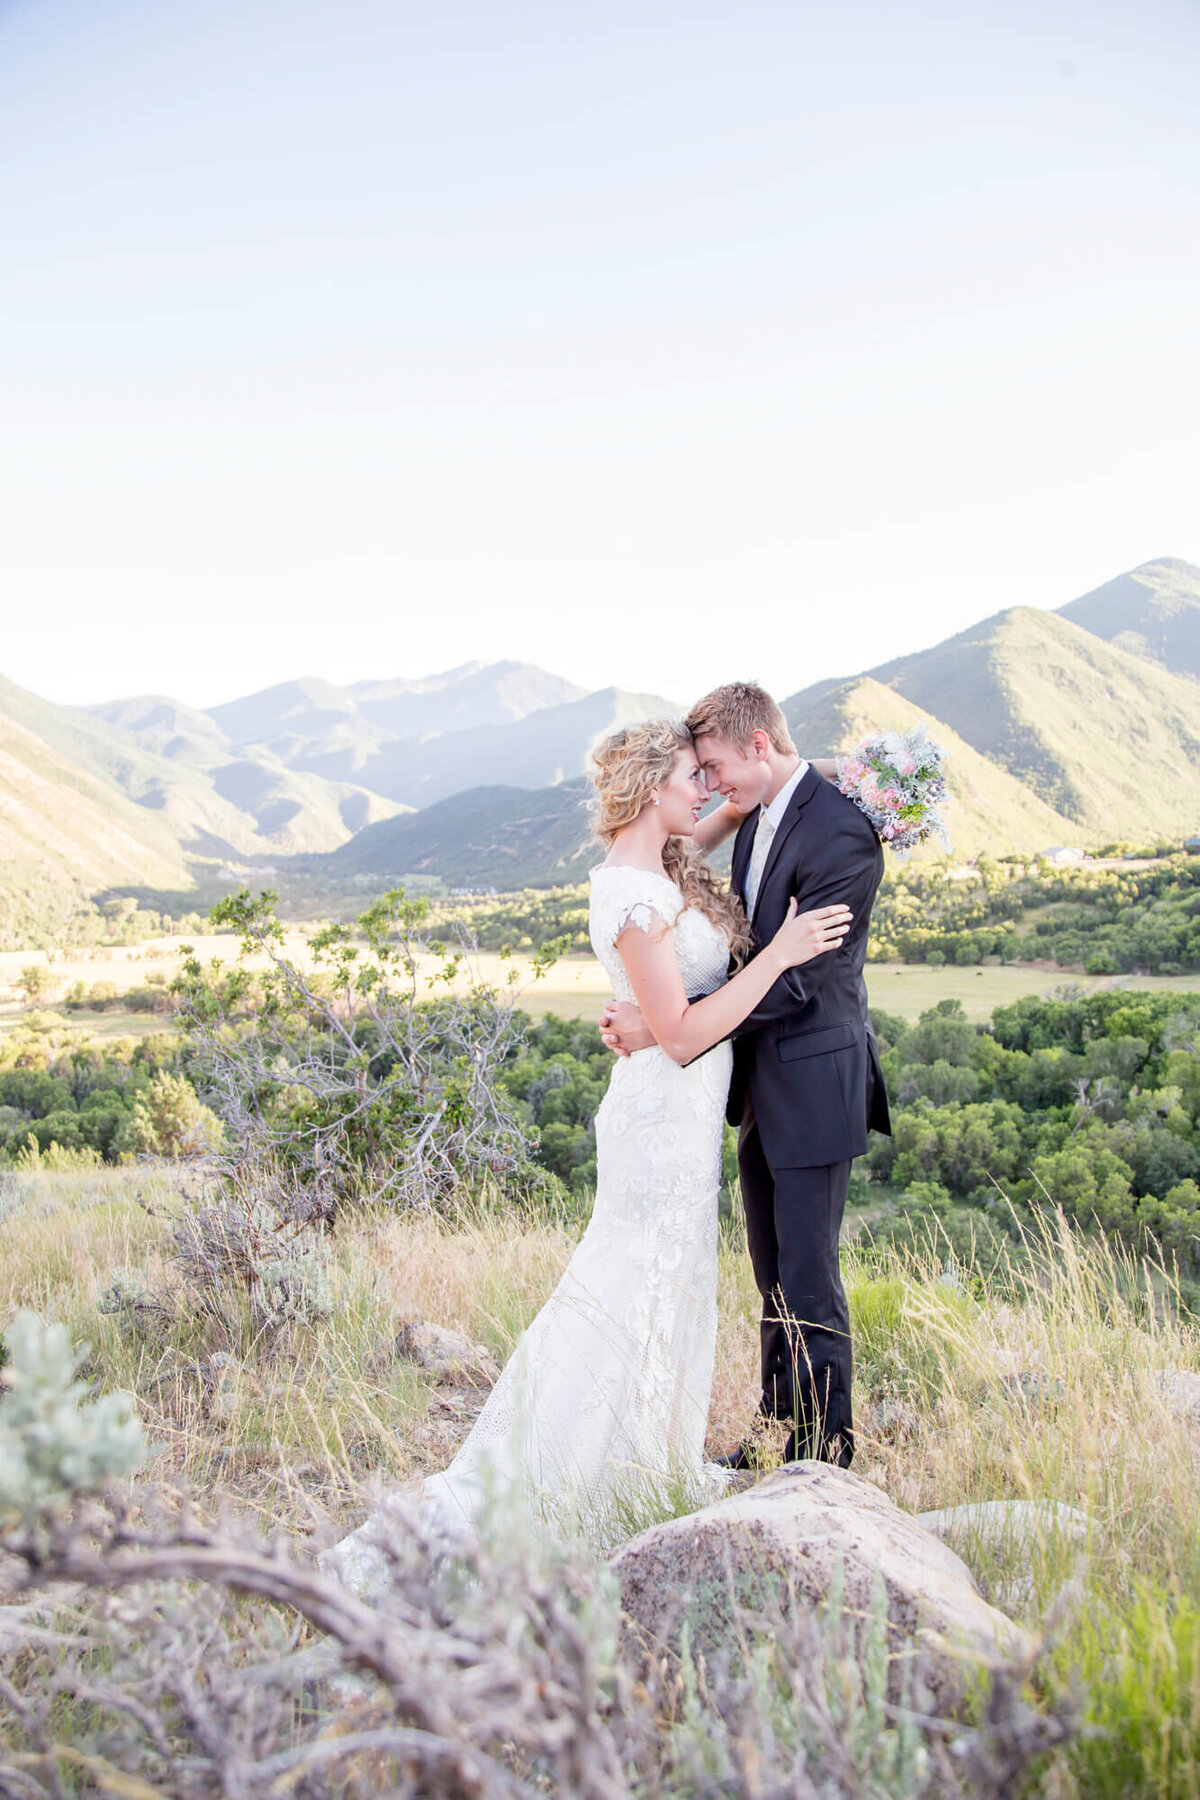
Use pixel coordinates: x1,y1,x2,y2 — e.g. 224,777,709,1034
860,603,1200,837
1057,556,1200,680
4,557,1199,911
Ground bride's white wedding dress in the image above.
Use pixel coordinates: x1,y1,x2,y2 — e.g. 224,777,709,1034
322,865,732,1589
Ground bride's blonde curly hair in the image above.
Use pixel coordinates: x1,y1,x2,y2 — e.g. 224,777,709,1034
590,719,754,965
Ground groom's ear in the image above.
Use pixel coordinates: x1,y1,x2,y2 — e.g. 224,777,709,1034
750,729,772,760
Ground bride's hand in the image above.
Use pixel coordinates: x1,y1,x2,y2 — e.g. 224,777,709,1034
769,899,853,969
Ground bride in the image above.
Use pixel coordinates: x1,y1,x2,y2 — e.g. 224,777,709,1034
321,721,850,1587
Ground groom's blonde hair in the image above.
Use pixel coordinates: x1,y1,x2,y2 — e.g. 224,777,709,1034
685,682,796,756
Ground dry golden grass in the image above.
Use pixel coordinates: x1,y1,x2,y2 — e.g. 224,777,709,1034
7,1171,1198,1551
6,1169,1200,1792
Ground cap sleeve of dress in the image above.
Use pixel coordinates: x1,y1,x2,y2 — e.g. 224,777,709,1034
589,869,682,957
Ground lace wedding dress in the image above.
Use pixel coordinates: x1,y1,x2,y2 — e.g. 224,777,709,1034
321,865,733,1590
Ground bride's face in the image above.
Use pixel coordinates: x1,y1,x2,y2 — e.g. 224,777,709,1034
653,747,709,836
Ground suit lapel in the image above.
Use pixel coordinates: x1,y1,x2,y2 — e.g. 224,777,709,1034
754,763,822,916
731,810,758,908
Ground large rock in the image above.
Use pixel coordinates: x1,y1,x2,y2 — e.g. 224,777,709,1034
918,1500,1089,1615
609,1462,1030,1710
918,1499,1088,1552
1160,1368,1200,1426
392,1320,501,1386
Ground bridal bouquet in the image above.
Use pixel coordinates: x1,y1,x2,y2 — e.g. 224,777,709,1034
836,722,950,855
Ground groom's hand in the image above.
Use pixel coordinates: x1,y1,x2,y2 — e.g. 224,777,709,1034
599,998,656,1057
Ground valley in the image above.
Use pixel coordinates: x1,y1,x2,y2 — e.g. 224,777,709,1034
2,556,1199,938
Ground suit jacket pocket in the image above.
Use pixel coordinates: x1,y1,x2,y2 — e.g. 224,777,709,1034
775,1020,858,1062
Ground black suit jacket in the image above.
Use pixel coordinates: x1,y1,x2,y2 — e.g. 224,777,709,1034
726,765,891,1170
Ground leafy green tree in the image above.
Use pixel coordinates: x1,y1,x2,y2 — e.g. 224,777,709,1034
901,1000,977,1068
120,1071,223,1159
1136,1181,1200,1274
1026,1143,1135,1231
17,965,50,1008
894,1060,980,1107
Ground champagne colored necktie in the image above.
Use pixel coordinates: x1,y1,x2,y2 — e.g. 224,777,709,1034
745,813,775,919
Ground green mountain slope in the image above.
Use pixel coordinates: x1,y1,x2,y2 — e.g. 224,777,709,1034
0,708,194,942
9,555,1200,908
1058,558,1200,678
864,608,1200,840
782,677,1082,857
319,780,598,887
0,674,263,859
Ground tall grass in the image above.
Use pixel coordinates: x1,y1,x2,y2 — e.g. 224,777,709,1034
4,1170,1200,1791
845,1214,1200,1797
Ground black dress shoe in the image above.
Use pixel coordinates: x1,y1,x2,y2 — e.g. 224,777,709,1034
714,1442,762,1473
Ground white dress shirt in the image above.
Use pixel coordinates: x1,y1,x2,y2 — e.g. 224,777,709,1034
743,760,809,919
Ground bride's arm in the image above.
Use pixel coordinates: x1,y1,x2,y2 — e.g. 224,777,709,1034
692,800,745,853
692,762,841,855
614,901,851,1065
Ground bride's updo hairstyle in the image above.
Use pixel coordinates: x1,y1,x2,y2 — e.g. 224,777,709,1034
590,720,753,965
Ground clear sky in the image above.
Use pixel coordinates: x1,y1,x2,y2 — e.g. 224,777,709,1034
2,0,1198,710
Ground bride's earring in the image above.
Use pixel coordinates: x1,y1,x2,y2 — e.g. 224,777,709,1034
652,792,660,808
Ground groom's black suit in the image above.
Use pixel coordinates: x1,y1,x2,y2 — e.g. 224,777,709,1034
728,764,891,1465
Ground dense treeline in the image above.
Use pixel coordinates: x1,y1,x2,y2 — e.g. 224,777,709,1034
0,1023,220,1166
427,887,592,955
11,852,1199,975
8,935,1200,1283
0,890,209,956
505,990,1200,1276
870,856,1200,972
866,990,1200,1268
429,856,1200,975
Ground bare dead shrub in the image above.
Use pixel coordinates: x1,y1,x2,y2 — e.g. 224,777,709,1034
0,1488,1079,1800
173,887,567,1215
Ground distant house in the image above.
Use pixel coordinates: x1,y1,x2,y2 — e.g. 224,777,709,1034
1185,836,1200,857
1043,846,1087,866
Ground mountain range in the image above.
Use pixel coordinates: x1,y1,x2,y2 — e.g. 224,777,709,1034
2,556,1199,916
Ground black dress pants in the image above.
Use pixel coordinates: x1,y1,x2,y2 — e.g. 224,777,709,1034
737,1109,854,1466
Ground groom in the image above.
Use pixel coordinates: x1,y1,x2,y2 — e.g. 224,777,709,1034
600,681,890,1468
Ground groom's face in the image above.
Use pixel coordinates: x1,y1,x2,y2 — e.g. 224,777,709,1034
693,730,774,812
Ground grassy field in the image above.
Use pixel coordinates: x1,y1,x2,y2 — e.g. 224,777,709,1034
3,1166,1200,1792
865,960,1200,1020
503,954,1200,1026
3,930,1197,1041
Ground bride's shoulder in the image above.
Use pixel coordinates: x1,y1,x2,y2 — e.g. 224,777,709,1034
589,864,681,898
588,864,684,946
